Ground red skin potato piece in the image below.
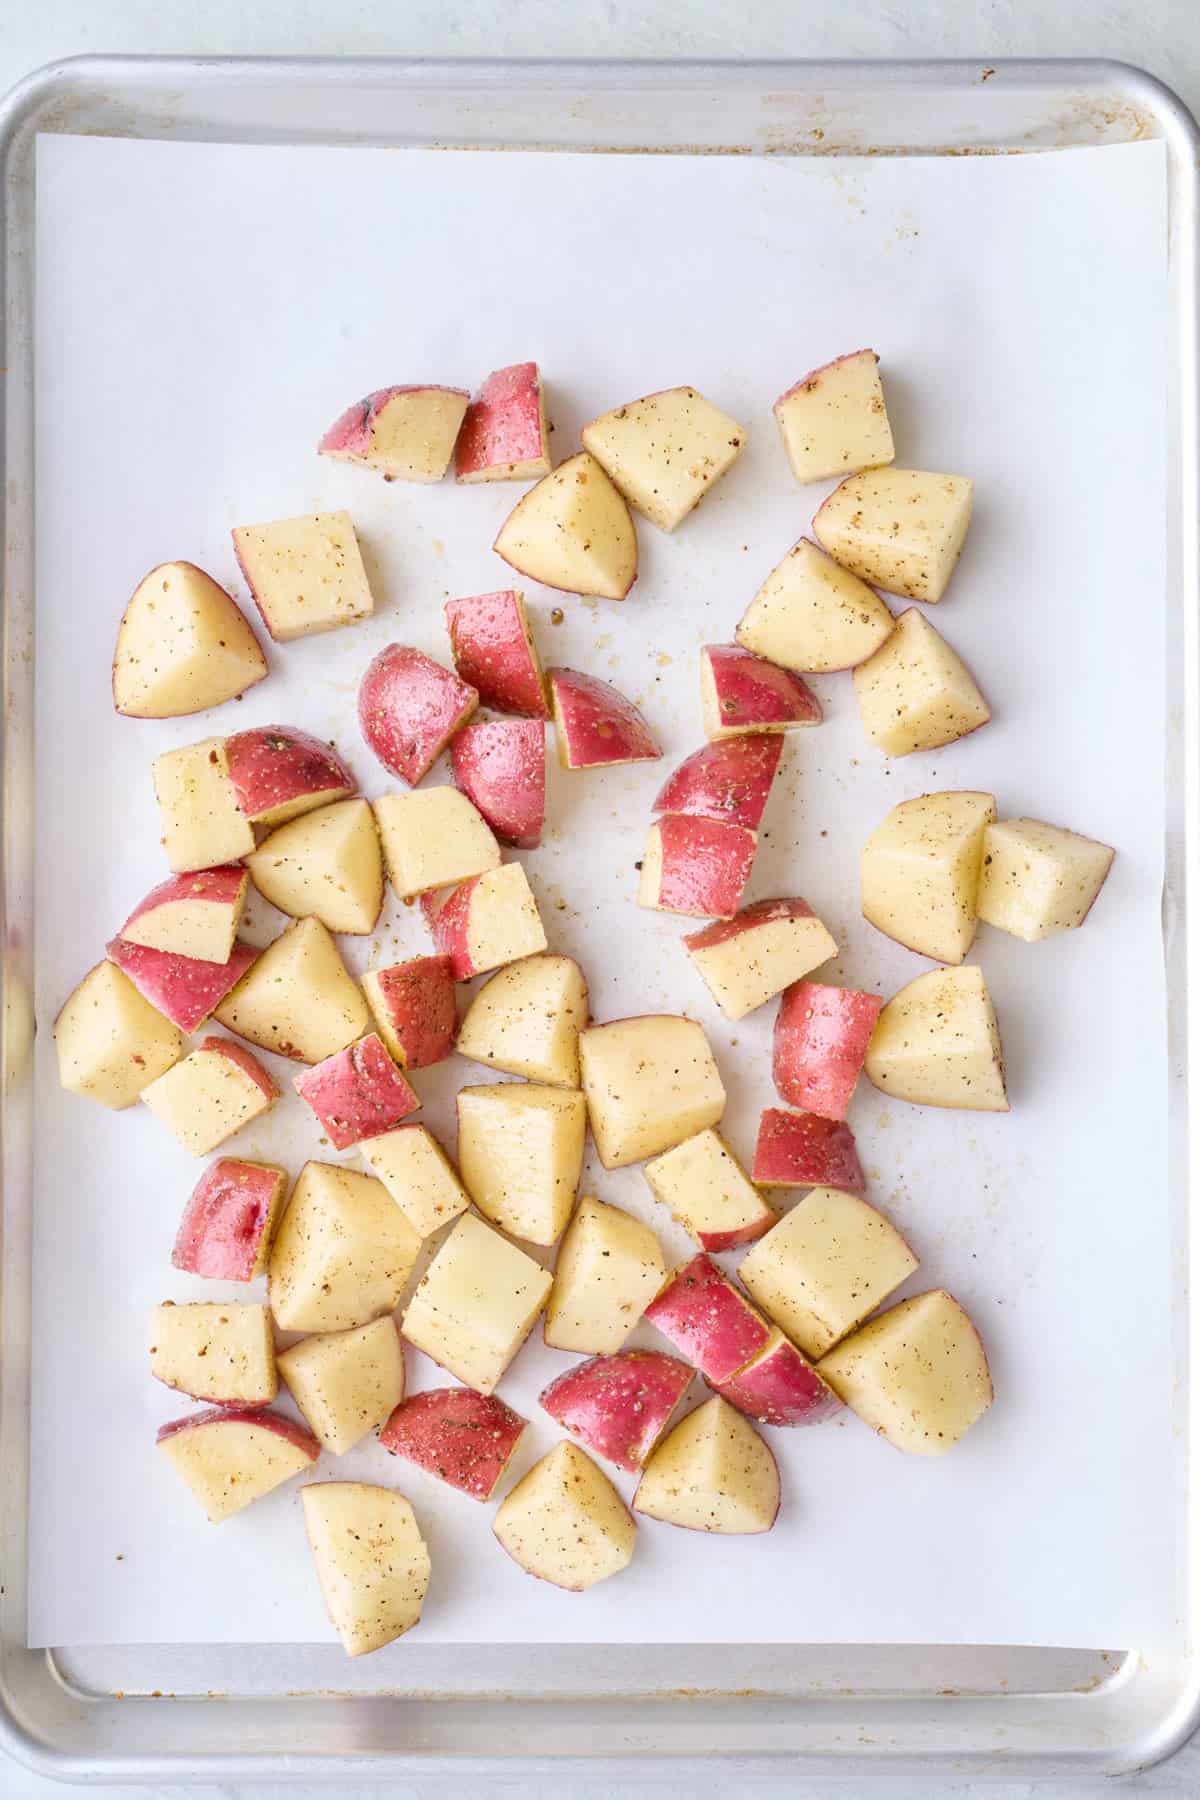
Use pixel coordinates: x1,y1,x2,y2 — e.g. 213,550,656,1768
773,982,884,1120
752,1108,865,1193
454,362,547,479
224,726,357,822
445,589,548,718
369,955,457,1067
172,1158,287,1281
653,737,782,831
451,719,546,848
380,1386,527,1500
424,878,478,980
198,1035,279,1102
549,668,662,768
693,1211,775,1256
359,644,478,785
105,938,259,1035
122,866,247,942
704,644,822,730
539,1351,693,1472
646,816,757,919
155,1406,320,1459
318,385,470,460
714,1334,843,1427
774,349,877,410
293,1033,421,1150
682,894,820,954
644,1254,770,1384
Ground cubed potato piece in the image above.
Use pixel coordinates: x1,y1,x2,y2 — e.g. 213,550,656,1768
714,1328,842,1427
456,1083,586,1246
455,362,552,483
149,1300,276,1405
861,791,997,964
493,1441,636,1590
544,1195,666,1353
361,955,457,1069
548,667,662,769
633,1396,779,1534
152,737,256,873
359,644,479,785
700,643,822,741
359,1125,470,1239
214,917,370,1063
55,961,184,1109
157,1407,319,1523
582,387,746,532
113,561,268,718
751,1107,865,1193
278,1318,405,1455
683,897,838,1022
773,349,895,485
977,818,1115,942
293,1034,420,1150
578,1015,725,1169
425,862,548,981
106,936,259,1035
451,718,545,849
638,816,757,920
853,608,990,756
302,1482,431,1656
772,981,883,1120
171,1158,288,1281
652,736,782,831
739,1187,919,1359
445,587,549,716
814,468,973,603
644,1128,774,1252
400,1212,551,1394
456,953,588,1088
319,384,469,481
141,1035,278,1156
644,1252,771,1384
381,1387,526,1499
374,788,500,900
493,452,638,601
247,798,383,935
269,1161,422,1333
864,965,1008,1112
736,537,894,673
225,726,358,827
817,1288,993,1455
120,865,248,963
232,510,374,642
540,1351,693,1471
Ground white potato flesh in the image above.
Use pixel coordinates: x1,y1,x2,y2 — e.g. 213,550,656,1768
977,817,1115,942
578,1015,726,1169
440,863,549,976
269,1162,422,1333
456,1084,586,1246
493,452,637,601
644,1128,774,1252
456,954,588,1087
736,537,895,674
374,788,500,899
278,1318,405,1455
852,608,990,756
113,561,267,718
151,738,256,873
814,468,973,603
544,1195,667,1353
739,1187,919,1359
685,909,839,1021
214,917,370,1063
865,964,1008,1112
861,791,996,965
817,1288,992,1454
149,1301,276,1405
55,961,183,1109
400,1212,552,1394
157,1415,316,1523
247,798,383,935
773,349,895,485
326,388,469,481
141,1044,275,1156
302,1482,431,1656
493,1440,636,1590
359,1125,470,1238
232,510,375,642
581,387,746,532
633,1396,779,1534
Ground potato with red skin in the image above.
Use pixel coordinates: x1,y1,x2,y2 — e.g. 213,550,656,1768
752,1108,865,1193
105,936,259,1035
637,816,757,920
359,644,478,785
156,1406,320,1523
712,1328,842,1427
684,897,838,1021
644,1128,773,1253
653,736,782,831
361,955,457,1069
142,1035,279,1157
451,719,546,848
548,667,661,769
121,866,248,963
445,588,548,717
425,863,547,981
225,726,357,828
380,1387,527,1500
773,982,883,1120
293,1034,421,1151
701,644,821,742
773,350,895,486
172,1158,288,1282
540,1351,693,1472
645,1253,771,1385
319,384,470,481
455,363,552,483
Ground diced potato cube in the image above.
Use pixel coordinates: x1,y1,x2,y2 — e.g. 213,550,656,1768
578,1015,725,1168
269,1162,422,1333
232,510,374,642
141,1035,277,1156
358,1125,470,1238
853,608,990,756
456,954,588,1087
493,1440,636,1590
861,791,996,965
55,961,184,1110
400,1212,551,1394
278,1318,405,1455
544,1196,666,1353
644,1127,774,1252
582,387,746,533
977,818,1115,942
773,350,895,485
214,917,370,1063
149,1300,276,1405
152,737,256,873
302,1482,430,1655
374,789,500,899
456,1083,586,1246
817,1289,993,1455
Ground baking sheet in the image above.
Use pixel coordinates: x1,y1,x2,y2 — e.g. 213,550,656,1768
27,133,1171,1652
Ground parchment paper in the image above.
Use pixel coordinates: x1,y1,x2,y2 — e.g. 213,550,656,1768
28,134,1172,1650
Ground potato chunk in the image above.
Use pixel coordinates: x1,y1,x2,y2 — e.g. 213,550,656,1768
302,1483,430,1655
493,1441,636,1590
